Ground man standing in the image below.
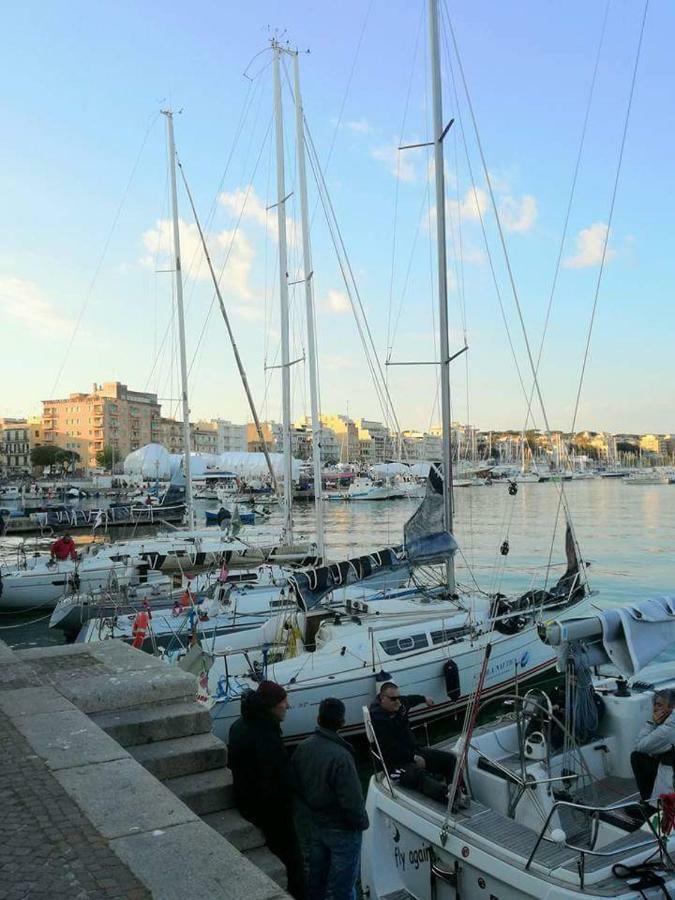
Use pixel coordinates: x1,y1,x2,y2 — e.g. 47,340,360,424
228,681,305,900
50,533,78,562
631,690,675,802
291,698,367,900
370,682,466,806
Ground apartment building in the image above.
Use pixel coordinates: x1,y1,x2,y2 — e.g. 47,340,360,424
213,420,248,454
0,418,32,475
42,382,161,469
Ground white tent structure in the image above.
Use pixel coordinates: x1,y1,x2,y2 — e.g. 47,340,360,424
123,444,173,479
217,452,301,481
370,462,410,476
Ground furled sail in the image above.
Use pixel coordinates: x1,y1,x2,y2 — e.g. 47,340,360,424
403,464,458,564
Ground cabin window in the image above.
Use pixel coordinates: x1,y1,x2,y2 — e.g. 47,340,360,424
430,626,471,645
380,633,429,656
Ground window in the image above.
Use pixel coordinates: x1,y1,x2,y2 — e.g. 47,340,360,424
379,633,429,656
430,626,471,645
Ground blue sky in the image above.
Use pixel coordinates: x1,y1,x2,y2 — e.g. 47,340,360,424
1,0,672,435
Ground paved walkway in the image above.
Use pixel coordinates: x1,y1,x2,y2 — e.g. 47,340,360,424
0,709,149,900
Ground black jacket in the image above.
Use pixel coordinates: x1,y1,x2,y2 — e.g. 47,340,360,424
227,690,293,826
369,694,426,771
291,726,369,831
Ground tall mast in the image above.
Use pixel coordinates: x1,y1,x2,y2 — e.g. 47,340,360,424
272,42,294,542
162,109,195,529
428,0,455,591
292,49,325,560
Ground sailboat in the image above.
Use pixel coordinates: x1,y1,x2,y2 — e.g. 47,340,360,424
201,18,592,742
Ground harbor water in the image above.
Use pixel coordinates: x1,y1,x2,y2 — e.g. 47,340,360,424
1,477,674,652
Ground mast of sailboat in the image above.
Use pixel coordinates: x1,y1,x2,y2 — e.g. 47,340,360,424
428,0,455,591
291,49,325,559
272,41,294,543
162,108,195,529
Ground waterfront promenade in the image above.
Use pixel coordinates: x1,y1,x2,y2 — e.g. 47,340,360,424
0,638,288,899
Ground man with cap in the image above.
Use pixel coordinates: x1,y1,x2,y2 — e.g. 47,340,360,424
228,681,306,900
292,698,367,900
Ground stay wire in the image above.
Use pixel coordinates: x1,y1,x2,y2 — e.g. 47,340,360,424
50,111,161,397
385,2,425,360
443,5,588,576
519,0,609,447
544,0,649,586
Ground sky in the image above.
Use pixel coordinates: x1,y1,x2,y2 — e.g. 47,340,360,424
1,0,673,436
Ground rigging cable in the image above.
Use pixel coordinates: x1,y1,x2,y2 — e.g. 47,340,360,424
50,111,161,397
544,0,649,587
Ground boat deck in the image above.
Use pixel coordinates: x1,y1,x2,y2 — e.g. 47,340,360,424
391,773,666,895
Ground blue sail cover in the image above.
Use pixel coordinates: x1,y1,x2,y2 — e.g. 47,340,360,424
288,546,409,611
403,465,458,564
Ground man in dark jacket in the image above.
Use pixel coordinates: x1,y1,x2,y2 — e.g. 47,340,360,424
370,681,465,805
292,698,367,900
228,681,306,900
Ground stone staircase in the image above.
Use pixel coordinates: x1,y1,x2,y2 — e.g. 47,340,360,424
91,700,286,888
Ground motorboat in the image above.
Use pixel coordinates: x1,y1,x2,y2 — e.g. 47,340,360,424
361,595,675,899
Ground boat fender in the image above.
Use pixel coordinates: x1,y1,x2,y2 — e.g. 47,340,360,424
508,481,518,496
443,659,461,700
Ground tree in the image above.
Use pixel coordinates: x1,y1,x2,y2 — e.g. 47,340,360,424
95,445,115,470
30,445,62,468
30,445,80,473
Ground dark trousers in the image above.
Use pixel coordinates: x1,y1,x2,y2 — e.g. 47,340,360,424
257,816,307,900
399,747,456,802
631,749,675,801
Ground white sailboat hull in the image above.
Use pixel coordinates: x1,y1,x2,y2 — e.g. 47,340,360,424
209,595,591,745
0,557,131,611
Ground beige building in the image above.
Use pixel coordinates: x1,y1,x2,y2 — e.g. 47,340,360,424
355,419,390,465
246,422,277,454
319,414,359,463
42,382,161,470
192,421,219,455
159,417,185,454
0,418,32,475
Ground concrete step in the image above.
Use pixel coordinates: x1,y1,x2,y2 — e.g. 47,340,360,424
91,700,212,747
164,766,234,815
201,809,266,852
243,846,287,889
129,732,227,780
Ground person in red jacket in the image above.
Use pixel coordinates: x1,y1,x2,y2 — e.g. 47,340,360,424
50,533,78,562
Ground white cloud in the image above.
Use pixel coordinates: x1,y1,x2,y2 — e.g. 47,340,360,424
0,276,72,336
140,218,255,300
499,194,537,233
321,289,351,314
342,117,373,134
218,186,300,248
371,140,417,183
564,222,615,269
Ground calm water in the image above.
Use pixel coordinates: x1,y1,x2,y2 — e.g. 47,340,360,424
2,478,674,650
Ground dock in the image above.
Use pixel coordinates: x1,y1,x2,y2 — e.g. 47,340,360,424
0,637,289,898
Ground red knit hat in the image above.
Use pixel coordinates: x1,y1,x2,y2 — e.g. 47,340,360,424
256,680,288,708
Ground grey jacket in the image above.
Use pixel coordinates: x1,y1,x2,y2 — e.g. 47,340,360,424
291,726,369,831
636,711,675,756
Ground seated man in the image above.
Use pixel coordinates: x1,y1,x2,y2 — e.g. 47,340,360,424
369,681,466,806
631,689,675,803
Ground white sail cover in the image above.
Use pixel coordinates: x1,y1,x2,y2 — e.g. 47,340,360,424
370,462,409,476
123,444,172,479
545,596,675,677
217,452,301,480
408,461,434,477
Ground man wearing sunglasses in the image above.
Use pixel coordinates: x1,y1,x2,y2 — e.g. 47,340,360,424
370,681,467,807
